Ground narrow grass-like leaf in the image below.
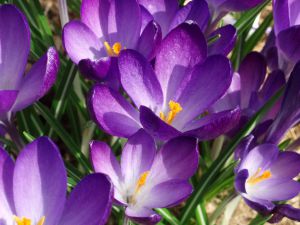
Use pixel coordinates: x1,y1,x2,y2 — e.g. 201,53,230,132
156,208,179,225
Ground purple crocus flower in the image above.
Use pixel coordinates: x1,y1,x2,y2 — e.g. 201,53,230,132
0,136,113,225
139,0,237,56
89,22,240,141
62,0,161,88
90,129,199,224
273,0,300,68
234,143,300,222
211,52,285,135
0,5,59,121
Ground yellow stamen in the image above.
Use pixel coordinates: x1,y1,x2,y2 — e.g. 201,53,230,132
160,100,183,124
135,171,150,194
14,216,45,225
104,41,122,57
247,168,272,185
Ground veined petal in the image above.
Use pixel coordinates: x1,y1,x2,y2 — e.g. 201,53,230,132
0,4,30,90
12,47,59,112
13,137,67,225
139,0,179,36
119,50,163,109
155,22,207,103
148,136,198,184
99,0,141,48
62,20,104,64
0,147,15,225
243,195,275,214
89,84,141,138
58,174,113,225
125,207,161,225
273,0,290,35
90,141,124,204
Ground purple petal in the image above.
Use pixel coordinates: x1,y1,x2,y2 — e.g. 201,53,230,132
208,25,237,56
238,144,279,175
183,108,241,140
13,137,67,225
137,20,162,60
0,4,30,90
121,130,156,192
80,0,103,38
277,26,300,63
273,0,290,35
90,141,124,204
218,0,265,12
125,207,161,225
88,84,141,138
144,180,192,208
0,90,18,115
62,20,104,64
270,151,300,179
175,55,232,127
155,22,207,102
270,205,300,223
140,5,154,32
12,47,59,112
119,50,163,109
99,0,141,48
58,174,113,225
78,57,111,81
149,136,198,184
247,179,300,202
139,0,179,36
0,147,15,224
239,52,267,109
139,105,181,141
243,195,275,214
234,169,248,193
266,62,300,144
169,0,210,32
234,135,255,161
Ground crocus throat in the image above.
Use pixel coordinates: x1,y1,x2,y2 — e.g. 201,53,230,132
14,216,45,225
160,100,183,125
104,41,122,57
247,168,272,185
135,171,150,194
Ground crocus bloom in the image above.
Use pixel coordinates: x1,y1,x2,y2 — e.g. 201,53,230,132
90,129,199,224
89,22,240,141
0,5,59,121
273,0,300,67
265,62,300,144
235,143,300,222
0,137,113,225
211,52,285,134
139,0,237,56
62,0,161,88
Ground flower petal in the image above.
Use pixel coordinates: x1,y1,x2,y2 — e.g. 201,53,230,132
219,0,265,12
13,137,67,225
139,0,179,36
137,20,162,60
119,50,163,109
155,22,207,102
139,105,181,141
175,55,232,127
235,169,249,193
169,0,210,32
58,174,113,225
125,207,161,225
149,136,198,184
277,26,300,63
239,52,267,109
12,47,59,112
243,195,275,214
143,180,192,208
99,0,141,48
90,141,124,204
183,108,241,140
121,130,156,194
80,0,103,38
89,84,141,137
0,4,30,89
78,57,111,81
208,25,237,56
273,0,290,35
0,147,15,225
0,90,18,116
62,20,104,64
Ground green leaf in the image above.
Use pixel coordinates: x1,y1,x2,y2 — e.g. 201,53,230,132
156,208,179,225
179,87,284,224
249,214,271,225
195,202,209,225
